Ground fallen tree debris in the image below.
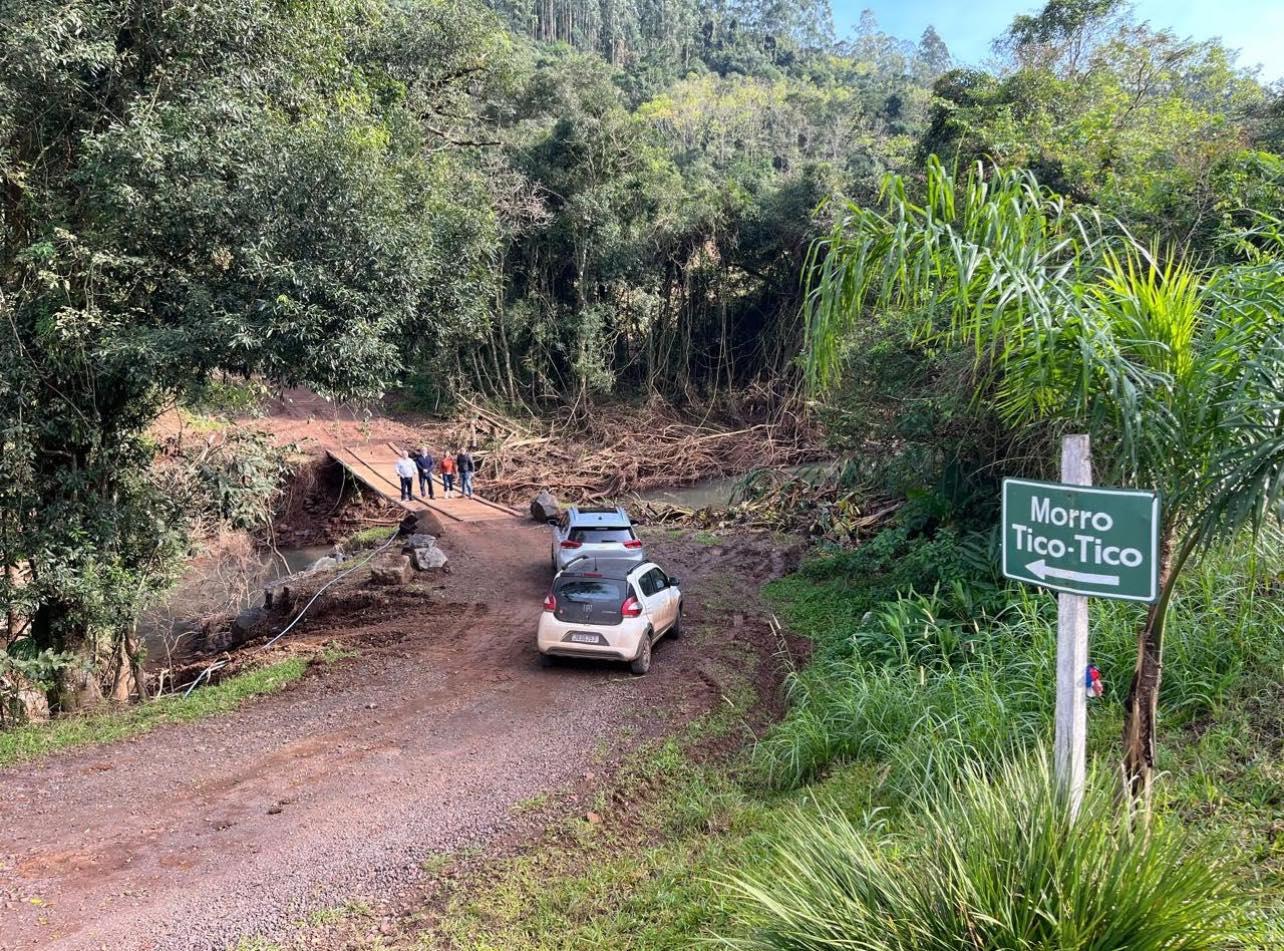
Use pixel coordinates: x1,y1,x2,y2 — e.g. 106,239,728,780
453,389,829,506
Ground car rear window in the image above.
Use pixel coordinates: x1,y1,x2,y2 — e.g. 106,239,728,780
569,527,635,544
555,579,626,603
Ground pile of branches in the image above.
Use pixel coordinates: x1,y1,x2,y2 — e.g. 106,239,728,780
456,386,829,505
632,468,902,545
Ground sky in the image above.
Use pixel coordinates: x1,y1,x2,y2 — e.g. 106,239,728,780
832,0,1284,82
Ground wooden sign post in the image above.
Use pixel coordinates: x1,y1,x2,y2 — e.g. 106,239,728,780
1054,434,1091,817
1001,436,1162,819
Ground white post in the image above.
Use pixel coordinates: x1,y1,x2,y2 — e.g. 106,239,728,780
1055,434,1091,818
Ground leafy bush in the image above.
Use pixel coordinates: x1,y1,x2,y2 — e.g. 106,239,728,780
753,591,1053,792
171,431,295,534
726,754,1255,951
759,542,1283,791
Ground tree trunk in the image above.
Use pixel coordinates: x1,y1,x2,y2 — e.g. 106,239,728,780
57,663,104,711
108,628,144,703
1121,533,1176,805
32,601,104,712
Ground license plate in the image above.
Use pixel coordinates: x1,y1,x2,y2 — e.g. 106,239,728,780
569,632,602,644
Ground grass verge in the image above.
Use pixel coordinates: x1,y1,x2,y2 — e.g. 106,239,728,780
404,538,1284,949
0,657,309,768
343,525,400,552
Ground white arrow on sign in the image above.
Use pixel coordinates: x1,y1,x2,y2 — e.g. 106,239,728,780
1025,559,1120,587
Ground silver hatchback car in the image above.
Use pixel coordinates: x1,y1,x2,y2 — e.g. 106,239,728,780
548,505,646,573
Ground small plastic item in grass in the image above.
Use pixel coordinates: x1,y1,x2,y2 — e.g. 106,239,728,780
1085,664,1104,699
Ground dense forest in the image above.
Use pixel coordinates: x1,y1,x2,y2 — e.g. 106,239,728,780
2,0,1282,706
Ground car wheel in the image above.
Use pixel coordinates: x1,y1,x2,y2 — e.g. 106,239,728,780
669,605,683,639
539,652,556,668
629,633,652,676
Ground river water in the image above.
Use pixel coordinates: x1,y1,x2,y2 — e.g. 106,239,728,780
137,543,334,668
631,463,835,510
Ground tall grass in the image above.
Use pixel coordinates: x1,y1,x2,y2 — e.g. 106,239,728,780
758,543,1284,792
725,753,1256,951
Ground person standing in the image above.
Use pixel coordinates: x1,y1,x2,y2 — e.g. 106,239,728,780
413,446,436,500
456,446,476,499
439,452,457,498
394,452,417,502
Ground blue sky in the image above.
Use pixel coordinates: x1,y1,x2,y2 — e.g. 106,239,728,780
832,1,1284,82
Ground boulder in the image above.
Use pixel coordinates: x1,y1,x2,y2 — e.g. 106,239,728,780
371,555,412,586
530,489,560,523
401,533,438,553
411,546,449,571
17,685,50,723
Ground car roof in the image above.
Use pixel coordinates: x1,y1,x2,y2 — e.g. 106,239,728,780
558,557,651,581
567,506,631,526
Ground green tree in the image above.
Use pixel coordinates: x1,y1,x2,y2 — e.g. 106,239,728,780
922,2,1272,255
0,0,502,707
802,158,1284,799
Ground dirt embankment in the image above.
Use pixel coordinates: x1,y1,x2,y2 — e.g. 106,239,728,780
0,506,803,950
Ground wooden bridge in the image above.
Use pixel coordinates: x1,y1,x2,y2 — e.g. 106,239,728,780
327,442,520,523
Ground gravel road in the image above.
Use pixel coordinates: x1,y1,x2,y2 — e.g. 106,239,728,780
0,517,786,950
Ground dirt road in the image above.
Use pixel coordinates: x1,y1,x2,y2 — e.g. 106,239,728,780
0,518,789,950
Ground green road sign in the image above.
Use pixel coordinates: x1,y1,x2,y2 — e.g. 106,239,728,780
1002,479,1161,602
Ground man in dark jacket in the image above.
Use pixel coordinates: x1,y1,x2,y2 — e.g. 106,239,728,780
413,446,436,499
456,447,476,499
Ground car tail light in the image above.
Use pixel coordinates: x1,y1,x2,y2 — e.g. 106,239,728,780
621,595,642,618
543,592,557,612
560,540,582,549
623,539,643,549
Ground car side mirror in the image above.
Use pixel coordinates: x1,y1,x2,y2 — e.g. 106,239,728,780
667,576,681,588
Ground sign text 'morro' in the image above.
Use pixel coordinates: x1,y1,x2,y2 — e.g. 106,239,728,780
1002,479,1160,602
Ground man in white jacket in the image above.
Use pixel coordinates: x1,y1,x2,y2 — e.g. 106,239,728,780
394,452,417,502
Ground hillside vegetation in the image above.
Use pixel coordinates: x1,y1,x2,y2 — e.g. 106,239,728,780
4,0,1280,711
3,1,1284,946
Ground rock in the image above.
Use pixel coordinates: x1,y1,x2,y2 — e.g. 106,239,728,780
401,533,438,552
530,489,560,523
307,555,340,573
411,546,448,571
585,811,602,825
370,556,412,586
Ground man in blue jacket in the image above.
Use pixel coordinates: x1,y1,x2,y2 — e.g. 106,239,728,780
413,446,436,500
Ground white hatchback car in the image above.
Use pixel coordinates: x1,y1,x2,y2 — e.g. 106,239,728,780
537,559,682,675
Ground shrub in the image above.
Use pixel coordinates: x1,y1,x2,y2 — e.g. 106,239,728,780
725,753,1256,951
751,593,1053,793
758,543,1283,792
